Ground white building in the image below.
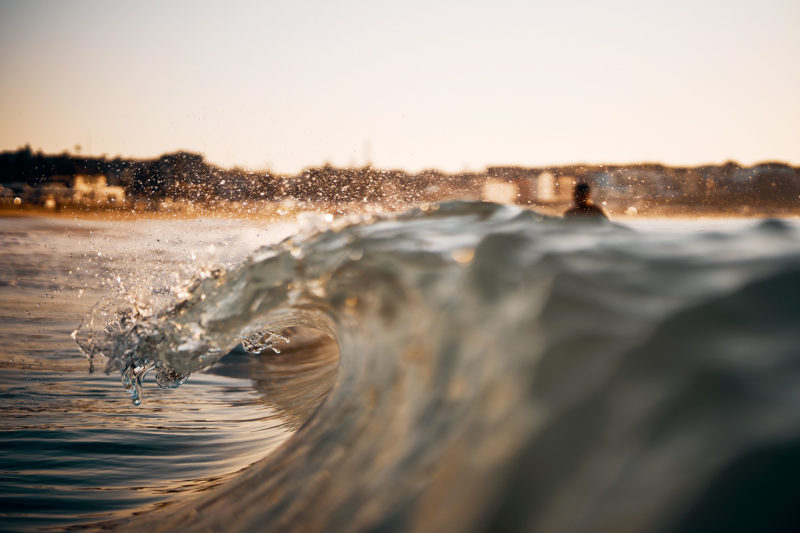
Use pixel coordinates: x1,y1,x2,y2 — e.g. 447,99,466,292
73,175,125,205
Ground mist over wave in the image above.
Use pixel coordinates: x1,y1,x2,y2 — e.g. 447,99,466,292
74,202,800,532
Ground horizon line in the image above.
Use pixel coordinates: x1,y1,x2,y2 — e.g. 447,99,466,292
2,144,798,175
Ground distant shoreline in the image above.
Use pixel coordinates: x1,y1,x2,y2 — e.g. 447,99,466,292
0,204,284,221
4,149,800,217
2,202,798,222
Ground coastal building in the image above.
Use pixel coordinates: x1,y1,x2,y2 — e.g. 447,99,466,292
72,175,125,205
0,185,15,207
482,178,518,204
486,167,537,204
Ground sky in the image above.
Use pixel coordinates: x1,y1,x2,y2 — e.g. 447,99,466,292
1,0,798,173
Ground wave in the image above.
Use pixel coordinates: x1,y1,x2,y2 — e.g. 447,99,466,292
75,202,800,532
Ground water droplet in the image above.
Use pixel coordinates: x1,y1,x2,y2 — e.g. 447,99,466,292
122,360,154,406
451,248,475,264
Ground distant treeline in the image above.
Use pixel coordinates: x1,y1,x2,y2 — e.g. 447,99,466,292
1,146,799,211
0,146,480,205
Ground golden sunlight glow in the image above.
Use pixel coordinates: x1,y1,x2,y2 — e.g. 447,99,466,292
0,0,798,172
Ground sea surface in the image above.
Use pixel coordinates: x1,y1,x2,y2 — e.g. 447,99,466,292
2,203,800,532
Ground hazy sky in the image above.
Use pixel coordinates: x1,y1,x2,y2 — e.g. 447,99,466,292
1,0,798,172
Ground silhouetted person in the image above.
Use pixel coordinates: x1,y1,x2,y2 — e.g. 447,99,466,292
564,182,607,218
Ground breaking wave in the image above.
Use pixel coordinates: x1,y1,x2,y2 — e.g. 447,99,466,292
75,202,800,532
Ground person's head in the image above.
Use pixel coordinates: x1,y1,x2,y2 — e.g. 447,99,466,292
574,182,590,207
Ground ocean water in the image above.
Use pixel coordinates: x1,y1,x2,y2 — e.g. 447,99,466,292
2,203,800,532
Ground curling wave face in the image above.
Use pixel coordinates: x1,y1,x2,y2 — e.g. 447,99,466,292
76,202,800,532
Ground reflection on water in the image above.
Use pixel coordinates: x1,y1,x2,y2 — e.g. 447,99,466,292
0,365,291,530
0,339,338,531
